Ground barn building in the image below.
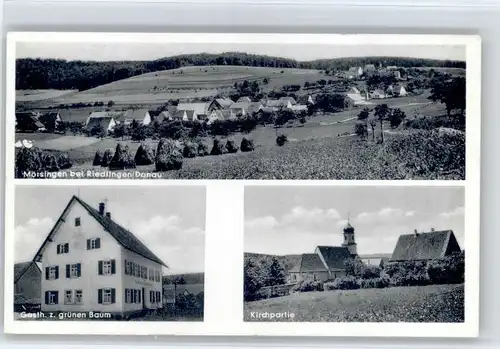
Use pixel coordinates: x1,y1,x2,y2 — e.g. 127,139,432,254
390,229,462,263
33,195,166,318
14,261,42,312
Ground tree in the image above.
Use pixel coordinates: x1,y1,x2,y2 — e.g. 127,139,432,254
264,257,286,286
131,126,147,141
244,259,263,301
354,121,368,138
368,116,377,141
113,123,128,140
374,103,390,142
389,108,406,128
130,119,139,129
357,107,371,121
428,77,466,116
90,124,106,138
107,100,115,108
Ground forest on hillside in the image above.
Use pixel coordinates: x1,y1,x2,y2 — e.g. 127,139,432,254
16,52,466,91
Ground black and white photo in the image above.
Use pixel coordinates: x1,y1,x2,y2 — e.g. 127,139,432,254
9,33,478,180
11,185,206,321
244,186,466,323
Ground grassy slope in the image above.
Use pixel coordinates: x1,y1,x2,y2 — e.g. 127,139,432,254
32,66,324,106
244,284,464,322
163,272,205,284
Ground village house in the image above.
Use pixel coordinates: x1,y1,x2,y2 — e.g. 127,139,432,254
163,283,204,305
33,196,166,318
287,221,358,283
247,102,263,115
85,112,117,134
15,112,45,132
237,96,252,103
39,112,63,131
357,253,391,268
176,103,209,120
347,66,364,79
370,89,387,99
265,99,293,110
298,95,315,105
390,229,462,263
207,98,234,112
387,84,408,97
116,109,151,126
279,96,297,105
229,101,250,118
14,261,42,312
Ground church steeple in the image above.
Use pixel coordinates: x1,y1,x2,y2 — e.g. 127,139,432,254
342,214,357,256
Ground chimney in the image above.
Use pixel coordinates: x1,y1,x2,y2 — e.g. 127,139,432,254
431,228,435,232
106,212,111,219
414,229,419,235
98,202,105,215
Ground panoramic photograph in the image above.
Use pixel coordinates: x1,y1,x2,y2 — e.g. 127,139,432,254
243,186,465,322
12,185,206,321
13,39,466,179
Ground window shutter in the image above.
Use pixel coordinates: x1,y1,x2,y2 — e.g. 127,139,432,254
98,261,103,275
133,290,137,303
124,260,128,275
98,289,103,304
45,267,49,280
150,290,153,303
66,264,70,278
111,289,116,304
56,245,60,254
65,243,69,253
54,291,59,305
55,266,59,279
124,289,128,304
77,263,81,277
86,239,90,250
157,292,160,303
138,289,141,303
45,291,48,305
96,238,101,249
111,260,116,274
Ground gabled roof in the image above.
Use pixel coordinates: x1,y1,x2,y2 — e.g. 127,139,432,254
39,112,62,124
85,116,115,131
316,246,353,270
247,102,263,114
391,230,460,262
176,103,208,115
33,196,167,267
15,112,45,129
237,96,252,103
185,110,198,121
289,253,328,273
14,261,40,284
119,108,150,122
229,101,250,110
279,97,296,105
215,98,234,108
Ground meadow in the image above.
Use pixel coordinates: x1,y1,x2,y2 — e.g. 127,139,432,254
244,284,464,322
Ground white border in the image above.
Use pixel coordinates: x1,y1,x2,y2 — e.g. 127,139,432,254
4,33,481,337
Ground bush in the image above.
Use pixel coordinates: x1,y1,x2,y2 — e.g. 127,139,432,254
276,134,288,147
326,276,360,290
93,150,103,166
384,260,430,287
101,149,114,167
183,141,198,158
155,138,183,171
196,140,209,156
225,139,239,154
361,265,381,279
427,251,464,284
15,147,42,178
134,143,155,165
290,280,324,293
109,143,136,170
240,137,255,152
360,276,390,289
210,139,226,156
57,153,73,170
40,152,60,172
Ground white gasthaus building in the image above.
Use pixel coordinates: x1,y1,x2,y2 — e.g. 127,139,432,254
33,195,167,319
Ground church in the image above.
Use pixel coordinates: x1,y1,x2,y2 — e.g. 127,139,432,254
287,221,358,283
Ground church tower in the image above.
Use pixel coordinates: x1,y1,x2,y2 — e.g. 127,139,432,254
342,216,357,256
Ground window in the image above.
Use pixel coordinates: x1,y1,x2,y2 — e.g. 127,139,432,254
64,290,73,304
125,289,132,304
75,290,83,304
75,217,81,227
87,238,101,250
103,288,112,304
150,290,154,303
57,243,69,254
133,289,138,304
66,263,81,278
125,260,130,275
46,266,59,280
141,266,147,279
156,291,161,303
98,260,115,275
134,264,139,277
45,291,58,305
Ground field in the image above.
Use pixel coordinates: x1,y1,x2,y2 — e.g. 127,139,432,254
21,66,325,107
16,89,77,102
244,284,464,322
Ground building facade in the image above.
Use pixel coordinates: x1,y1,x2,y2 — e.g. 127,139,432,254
33,196,166,318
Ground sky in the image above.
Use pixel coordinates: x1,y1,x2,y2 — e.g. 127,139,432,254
15,186,206,275
244,186,465,256
16,42,466,62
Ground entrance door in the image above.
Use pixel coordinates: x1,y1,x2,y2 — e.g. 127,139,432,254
142,287,146,309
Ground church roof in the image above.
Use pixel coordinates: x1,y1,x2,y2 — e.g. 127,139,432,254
289,253,328,273
316,246,354,270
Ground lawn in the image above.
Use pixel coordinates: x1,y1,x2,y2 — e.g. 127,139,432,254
244,284,464,322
